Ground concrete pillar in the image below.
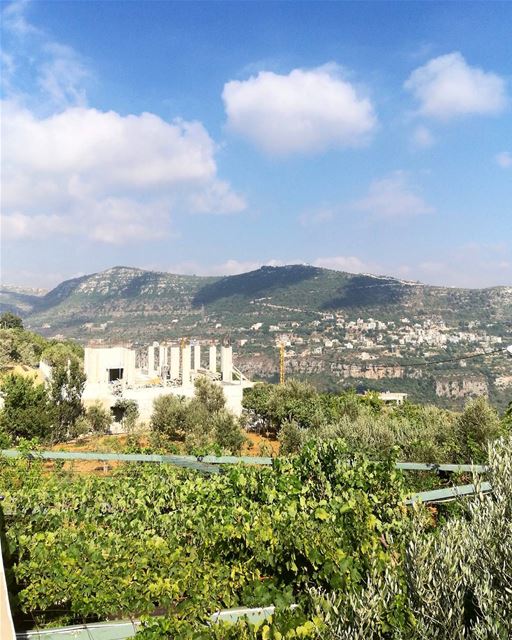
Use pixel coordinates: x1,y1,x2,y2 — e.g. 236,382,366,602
169,346,180,380
221,345,233,383
181,344,191,386
209,345,217,373
147,346,155,376
124,349,136,386
158,345,168,377
193,344,201,371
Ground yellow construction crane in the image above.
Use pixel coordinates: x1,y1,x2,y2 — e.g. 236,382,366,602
279,342,285,385
180,337,189,363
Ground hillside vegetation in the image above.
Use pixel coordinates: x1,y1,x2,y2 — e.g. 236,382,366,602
4,266,512,409
13,265,512,333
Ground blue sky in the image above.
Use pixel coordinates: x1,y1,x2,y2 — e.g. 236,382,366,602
1,0,511,289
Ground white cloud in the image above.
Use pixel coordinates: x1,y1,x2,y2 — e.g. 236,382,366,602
352,171,434,219
223,64,377,155
168,256,380,277
313,256,379,274
187,180,247,215
411,125,435,148
0,2,245,245
1,1,90,112
404,52,507,120
167,259,284,276
38,43,90,108
1,101,246,243
1,212,74,239
495,151,512,169
2,0,40,38
398,243,512,288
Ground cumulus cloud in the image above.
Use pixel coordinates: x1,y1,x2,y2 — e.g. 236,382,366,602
222,64,377,155
1,101,246,243
404,52,507,120
1,2,245,245
495,151,512,169
352,171,434,219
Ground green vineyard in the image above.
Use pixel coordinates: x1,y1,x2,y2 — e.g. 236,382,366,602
1,438,511,639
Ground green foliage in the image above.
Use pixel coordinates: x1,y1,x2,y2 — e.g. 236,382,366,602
137,607,322,639
502,400,512,431
0,373,54,442
243,383,380,437
0,323,82,371
325,403,458,463
0,311,23,329
151,377,246,454
454,397,503,463
309,436,512,640
0,440,407,630
210,409,246,454
48,359,86,443
4,433,511,637
0,424,12,448
151,394,190,441
247,384,502,464
41,341,84,367
403,436,512,639
0,360,86,444
0,328,48,369
194,376,226,413
87,402,113,434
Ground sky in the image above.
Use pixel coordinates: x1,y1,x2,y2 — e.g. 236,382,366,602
1,0,511,290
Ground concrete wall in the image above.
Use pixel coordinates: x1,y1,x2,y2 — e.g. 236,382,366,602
122,378,250,421
84,347,136,386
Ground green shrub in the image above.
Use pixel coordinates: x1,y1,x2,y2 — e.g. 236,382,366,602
86,402,113,435
150,378,245,455
454,397,502,462
0,373,55,442
312,436,512,639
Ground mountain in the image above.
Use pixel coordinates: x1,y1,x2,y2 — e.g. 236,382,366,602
14,264,512,408
0,284,47,315
21,264,512,334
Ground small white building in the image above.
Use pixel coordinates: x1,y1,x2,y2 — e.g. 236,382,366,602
377,391,408,405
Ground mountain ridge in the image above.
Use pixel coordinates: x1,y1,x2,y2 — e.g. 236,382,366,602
3,264,511,408
6,264,510,334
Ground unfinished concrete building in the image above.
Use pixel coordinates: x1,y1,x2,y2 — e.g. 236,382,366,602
83,339,253,423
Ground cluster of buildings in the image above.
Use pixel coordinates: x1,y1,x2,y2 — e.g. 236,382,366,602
242,315,503,360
